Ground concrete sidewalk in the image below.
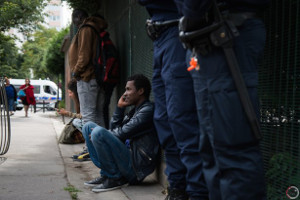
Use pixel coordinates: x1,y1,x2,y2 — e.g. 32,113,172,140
0,110,166,200
51,112,166,200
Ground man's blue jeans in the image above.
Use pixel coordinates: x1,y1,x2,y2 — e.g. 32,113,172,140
82,122,137,182
8,98,14,111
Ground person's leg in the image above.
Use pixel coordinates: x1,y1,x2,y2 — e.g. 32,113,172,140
196,18,266,200
103,83,115,129
77,79,102,125
82,122,101,168
72,118,84,132
91,126,136,182
162,27,208,199
24,105,29,117
189,62,221,200
8,98,14,114
95,87,105,127
152,31,187,194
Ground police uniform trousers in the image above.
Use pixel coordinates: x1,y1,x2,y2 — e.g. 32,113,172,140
189,18,266,200
152,26,208,199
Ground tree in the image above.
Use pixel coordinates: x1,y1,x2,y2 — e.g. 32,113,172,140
0,33,26,78
0,0,47,34
43,27,69,76
64,0,100,14
21,26,58,79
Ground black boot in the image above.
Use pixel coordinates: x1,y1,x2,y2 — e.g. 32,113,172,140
165,187,189,200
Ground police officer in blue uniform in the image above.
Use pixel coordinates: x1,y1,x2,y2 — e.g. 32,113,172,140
176,0,270,199
138,1,208,200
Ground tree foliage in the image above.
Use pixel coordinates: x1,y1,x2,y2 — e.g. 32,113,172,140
64,0,101,14
21,26,58,79
0,33,26,78
43,27,69,76
21,26,69,81
0,0,47,34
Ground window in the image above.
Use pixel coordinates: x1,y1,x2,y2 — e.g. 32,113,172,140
44,85,51,94
44,85,57,96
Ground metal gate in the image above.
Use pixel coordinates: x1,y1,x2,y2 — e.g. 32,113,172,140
0,77,11,155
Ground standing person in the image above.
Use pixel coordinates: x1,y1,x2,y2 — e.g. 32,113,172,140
82,74,159,192
138,1,208,200
177,0,270,199
68,9,107,127
19,78,36,117
57,79,91,161
4,78,17,116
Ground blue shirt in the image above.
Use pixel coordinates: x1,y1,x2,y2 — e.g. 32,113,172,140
5,85,15,99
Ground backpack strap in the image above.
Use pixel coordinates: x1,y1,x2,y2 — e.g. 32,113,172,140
79,24,106,67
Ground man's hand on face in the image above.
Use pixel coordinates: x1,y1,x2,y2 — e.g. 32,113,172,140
118,94,129,108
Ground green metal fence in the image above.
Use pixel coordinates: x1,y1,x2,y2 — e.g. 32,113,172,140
260,0,300,199
102,0,300,197
100,0,153,97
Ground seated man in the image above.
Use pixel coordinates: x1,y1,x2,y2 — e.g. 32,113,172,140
82,74,160,193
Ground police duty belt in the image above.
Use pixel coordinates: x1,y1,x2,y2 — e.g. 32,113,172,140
146,19,179,41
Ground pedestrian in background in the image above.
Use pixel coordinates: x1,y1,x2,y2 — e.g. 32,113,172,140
4,78,17,116
19,78,36,117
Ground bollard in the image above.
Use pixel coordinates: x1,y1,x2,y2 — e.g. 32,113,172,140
43,100,45,113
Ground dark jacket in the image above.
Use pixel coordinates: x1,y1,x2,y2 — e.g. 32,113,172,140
110,100,160,181
5,84,17,101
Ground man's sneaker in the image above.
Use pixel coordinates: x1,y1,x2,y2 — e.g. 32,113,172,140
92,177,128,193
165,187,189,200
84,176,107,187
72,148,88,159
73,152,91,162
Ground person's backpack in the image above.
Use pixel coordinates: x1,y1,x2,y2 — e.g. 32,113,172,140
80,24,120,86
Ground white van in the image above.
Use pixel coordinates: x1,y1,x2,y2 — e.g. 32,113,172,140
10,79,62,110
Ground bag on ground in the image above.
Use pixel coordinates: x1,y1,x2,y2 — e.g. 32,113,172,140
58,118,85,144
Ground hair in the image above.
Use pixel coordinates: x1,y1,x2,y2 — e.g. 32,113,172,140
72,9,88,20
67,78,80,113
127,74,151,99
67,78,78,96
